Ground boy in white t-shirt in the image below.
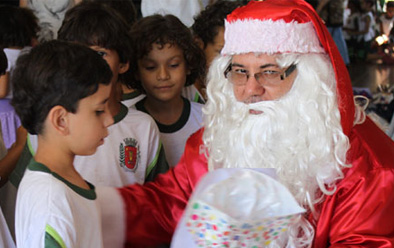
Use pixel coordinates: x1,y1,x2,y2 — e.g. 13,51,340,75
12,40,113,248
57,2,170,186
11,2,169,189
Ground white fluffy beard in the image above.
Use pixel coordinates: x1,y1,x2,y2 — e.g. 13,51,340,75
202,54,350,247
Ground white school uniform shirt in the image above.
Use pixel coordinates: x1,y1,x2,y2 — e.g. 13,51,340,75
28,104,165,187
358,11,376,42
137,98,203,167
379,14,394,36
16,161,103,248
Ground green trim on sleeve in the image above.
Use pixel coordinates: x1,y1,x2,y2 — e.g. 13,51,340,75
193,92,205,104
145,142,162,177
45,224,66,248
144,143,170,182
193,92,200,103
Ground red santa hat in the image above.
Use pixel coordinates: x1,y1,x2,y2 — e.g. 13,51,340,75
221,0,355,136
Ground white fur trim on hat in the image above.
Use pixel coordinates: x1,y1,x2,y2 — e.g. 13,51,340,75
221,19,325,55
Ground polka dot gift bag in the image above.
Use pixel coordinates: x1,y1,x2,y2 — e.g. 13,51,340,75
171,168,305,248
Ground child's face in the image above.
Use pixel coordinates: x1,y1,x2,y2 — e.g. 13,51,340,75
386,7,394,18
360,0,371,11
137,43,188,103
89,46,129,85
67,83,113,156
203,27,225,67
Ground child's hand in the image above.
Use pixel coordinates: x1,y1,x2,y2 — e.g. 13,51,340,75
13,126,27,149
0,126,27,187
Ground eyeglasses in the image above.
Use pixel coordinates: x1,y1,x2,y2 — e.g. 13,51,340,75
224,64,297,87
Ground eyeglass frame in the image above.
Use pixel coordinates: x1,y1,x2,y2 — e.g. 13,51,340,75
224,63,297,86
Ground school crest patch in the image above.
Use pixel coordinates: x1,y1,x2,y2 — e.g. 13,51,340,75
119,138,140,172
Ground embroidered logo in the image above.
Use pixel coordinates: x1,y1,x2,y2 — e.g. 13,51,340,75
120,138,140,172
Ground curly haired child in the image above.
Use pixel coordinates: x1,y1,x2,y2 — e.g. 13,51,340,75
130,14,206,167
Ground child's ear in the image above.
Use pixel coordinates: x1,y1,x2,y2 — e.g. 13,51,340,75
118,61,130,74
48,106,69,135
194,36,204,50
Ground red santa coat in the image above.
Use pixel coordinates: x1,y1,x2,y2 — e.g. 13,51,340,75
119,119,394,247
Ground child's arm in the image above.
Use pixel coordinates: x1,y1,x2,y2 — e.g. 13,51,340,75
0,126,27,187
360,14,372,35
117,129,207,246
348,14,372,36
377,15,385,35
0,73,9,98
379,21,384,35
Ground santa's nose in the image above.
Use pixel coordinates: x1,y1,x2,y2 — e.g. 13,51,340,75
244,76,265,97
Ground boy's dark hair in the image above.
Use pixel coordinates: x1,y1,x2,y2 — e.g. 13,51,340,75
58,1,132,83
0,5,39,48
130,14,206,90
387,1,394,8
348,0,361,12
191,0,243,48
11,40,112,135
19,7,39,41
0,49,7,75
89,0,138,27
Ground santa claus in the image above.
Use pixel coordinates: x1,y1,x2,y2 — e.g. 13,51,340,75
97,0,394,247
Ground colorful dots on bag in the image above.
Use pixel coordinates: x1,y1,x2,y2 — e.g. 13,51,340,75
186,201,299,247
